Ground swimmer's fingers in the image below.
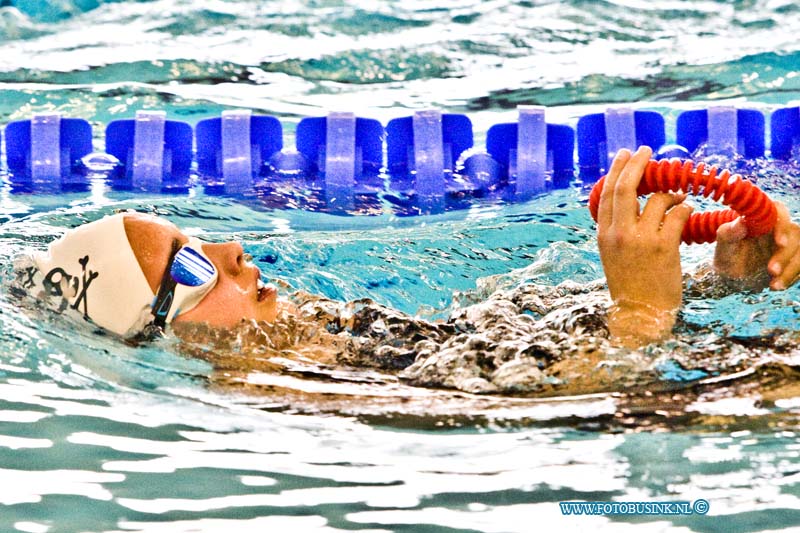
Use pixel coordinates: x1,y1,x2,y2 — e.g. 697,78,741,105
660,202,694,245
768,203,800,289
612,146,653,227
639,192,687,231
597,149,632,229
770,249,800,290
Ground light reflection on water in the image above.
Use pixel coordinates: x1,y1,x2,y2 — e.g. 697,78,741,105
5,361,800,531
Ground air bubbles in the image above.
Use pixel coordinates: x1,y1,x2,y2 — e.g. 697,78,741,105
655,144,691,161
80,152,119,173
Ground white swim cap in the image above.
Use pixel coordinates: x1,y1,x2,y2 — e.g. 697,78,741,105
12,213,216,337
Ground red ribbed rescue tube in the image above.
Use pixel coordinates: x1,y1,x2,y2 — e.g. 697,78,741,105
588,159,777,245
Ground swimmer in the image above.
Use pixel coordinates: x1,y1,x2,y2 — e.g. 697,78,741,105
598,146,800,348
11,209,613,397
12,212,294,339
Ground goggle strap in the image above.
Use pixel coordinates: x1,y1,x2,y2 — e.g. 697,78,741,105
149,240,180,330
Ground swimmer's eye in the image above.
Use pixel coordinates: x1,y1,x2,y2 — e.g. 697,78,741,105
243,253,253,263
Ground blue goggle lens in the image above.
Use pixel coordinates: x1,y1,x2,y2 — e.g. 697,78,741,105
170,247,216,287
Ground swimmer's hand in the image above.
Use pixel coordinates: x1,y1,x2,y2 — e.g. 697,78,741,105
714,201,800,290
596,146,694,348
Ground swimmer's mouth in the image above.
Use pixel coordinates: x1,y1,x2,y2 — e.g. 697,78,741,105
256,279,276,302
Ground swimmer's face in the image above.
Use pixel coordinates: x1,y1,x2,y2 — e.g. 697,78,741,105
123,214,279,328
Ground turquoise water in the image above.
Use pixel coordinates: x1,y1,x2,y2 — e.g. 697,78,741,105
2,1,800,532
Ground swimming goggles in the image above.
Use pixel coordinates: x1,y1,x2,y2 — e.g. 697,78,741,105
150,236,218,330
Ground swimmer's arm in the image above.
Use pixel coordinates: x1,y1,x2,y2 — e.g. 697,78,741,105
596,147,693,349
712,202,800,291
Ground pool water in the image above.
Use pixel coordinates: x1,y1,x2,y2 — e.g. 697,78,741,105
2,1,800,532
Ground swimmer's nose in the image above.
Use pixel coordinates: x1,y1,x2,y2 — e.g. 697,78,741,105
201,241,246,275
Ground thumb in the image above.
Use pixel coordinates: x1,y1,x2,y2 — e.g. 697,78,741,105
662,202,694,243
716,217,747,244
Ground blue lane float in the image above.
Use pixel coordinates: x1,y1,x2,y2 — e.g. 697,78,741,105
577,108,665,182
486,106,574,195
677,107,765,159
295,112,384,210
771,106,800,161
105,110,194,191
386,110,474,212
5,113,93,190
196,110,283,193
1,105,797,214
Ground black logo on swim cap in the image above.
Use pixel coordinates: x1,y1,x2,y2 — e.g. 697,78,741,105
16,266,38,289
42,255,99,319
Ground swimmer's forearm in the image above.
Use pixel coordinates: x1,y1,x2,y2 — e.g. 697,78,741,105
607,301,678,348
